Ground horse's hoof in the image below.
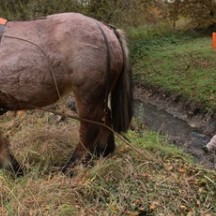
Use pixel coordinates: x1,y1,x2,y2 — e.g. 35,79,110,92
15,171,24,178
14,167,25,178
60,163,72,174
60,166,68,174
60,166,74,177
5,167,25,178
8,154,24,176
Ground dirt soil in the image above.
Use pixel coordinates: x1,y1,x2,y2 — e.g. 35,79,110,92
134,85,216,169
134,84,216,137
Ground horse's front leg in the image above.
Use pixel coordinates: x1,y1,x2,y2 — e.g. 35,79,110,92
0,132,24,177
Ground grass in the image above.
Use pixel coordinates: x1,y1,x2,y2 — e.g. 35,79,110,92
0,7,215,215
129,27,216,113
0,110,215,215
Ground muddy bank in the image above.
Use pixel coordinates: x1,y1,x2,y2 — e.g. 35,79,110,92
133,85,216,169
134,85,216,136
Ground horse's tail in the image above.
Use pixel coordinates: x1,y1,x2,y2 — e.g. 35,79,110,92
111,29,133,133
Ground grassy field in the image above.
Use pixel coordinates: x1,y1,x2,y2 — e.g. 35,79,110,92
129,28,216,113
0,110,215,215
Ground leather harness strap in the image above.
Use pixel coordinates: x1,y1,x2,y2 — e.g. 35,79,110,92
95,21,111,115
0,18,7,46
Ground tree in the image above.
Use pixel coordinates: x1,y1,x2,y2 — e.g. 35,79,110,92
0,0,158,26
167,0,216,28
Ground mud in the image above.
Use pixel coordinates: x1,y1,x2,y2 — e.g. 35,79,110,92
134,85,216,169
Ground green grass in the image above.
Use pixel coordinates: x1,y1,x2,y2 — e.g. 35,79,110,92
128,130,193,162
129,28,216,113
0,112,215,215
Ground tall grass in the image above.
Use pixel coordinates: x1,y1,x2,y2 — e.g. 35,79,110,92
129,25,216,113
0,111,215,215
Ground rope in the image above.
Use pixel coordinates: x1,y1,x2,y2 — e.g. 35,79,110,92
39,107,161,163
3,35,62,101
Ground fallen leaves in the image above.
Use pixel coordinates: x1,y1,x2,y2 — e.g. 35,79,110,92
149,201,160,211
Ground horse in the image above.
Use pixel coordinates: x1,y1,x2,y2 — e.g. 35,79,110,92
0,12,133,176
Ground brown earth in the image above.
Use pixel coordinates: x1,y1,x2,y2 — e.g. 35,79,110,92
134,84,216,136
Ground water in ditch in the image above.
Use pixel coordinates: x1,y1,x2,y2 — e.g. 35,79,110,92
134,99,216,169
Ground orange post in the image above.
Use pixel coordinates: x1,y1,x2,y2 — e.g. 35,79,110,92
0,18,7,25
212,32,216,49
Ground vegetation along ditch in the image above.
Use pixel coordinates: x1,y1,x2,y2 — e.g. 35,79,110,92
129,28,216,170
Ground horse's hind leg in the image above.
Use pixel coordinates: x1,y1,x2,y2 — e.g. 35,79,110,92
61,99,115,173
0,132,23,176
95,108,116,157
61,101,100,172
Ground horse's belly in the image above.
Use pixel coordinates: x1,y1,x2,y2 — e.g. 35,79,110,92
0,40,73,110
0,83,61,110
0,66,71,111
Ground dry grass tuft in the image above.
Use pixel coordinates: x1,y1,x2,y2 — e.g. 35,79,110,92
0,109,215,215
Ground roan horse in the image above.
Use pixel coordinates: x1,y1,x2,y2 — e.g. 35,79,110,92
0,12,133,176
